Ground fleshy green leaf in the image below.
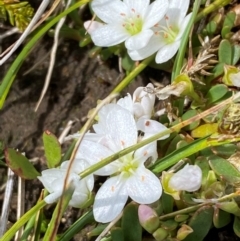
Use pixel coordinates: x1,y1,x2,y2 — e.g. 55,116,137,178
43,130,61,168
121,203,142,241
5,148,40,179
213,207,231,228
234,216,240,237
205,84,228,105
219,40,232,64
184,206,214,241
208,155,240,184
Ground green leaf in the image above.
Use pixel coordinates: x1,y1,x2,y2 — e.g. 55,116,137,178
234,216,240,237
232,44,240,65
184,206,214,241
205,84,228,105
221,11,236,39
161,193,174,214
208,155,240,184
218,200,240,216
205,21,218,35
111,227,124,241
5,148,40,179
182,110,200,131
121,203,142,241
219,40,232,64
43,130,61,168
213,208,231,228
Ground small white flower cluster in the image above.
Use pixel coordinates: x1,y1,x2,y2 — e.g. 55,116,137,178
38,84,202,223
84,0,192,64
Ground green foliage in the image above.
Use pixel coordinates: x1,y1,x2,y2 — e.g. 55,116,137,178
121,203,142,241
4,148,40,179
42,130,62,168
0,0,34,31
184,206,214,241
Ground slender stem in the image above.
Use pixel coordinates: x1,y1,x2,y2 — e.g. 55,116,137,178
111,55,155,94
195,0,231,22
0,200,46,241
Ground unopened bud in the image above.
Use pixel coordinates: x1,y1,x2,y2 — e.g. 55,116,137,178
177,224,193,240
153,227,168,241
138,204,160,233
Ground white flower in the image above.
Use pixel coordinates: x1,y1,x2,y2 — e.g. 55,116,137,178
38,160,94,207
168,164,202,192
117,83,155,121
76,104,168,223
84,0,168,50
128,0,192,63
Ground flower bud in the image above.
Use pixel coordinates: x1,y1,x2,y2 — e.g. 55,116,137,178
169,164,202,192
138,204,160,233
177,224,193,240
222,64,240,87
153,227,168,241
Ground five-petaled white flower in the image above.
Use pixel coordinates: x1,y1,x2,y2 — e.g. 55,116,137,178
38,160,94,207
84,0,168,51
128,0,192,63
76,104,169,223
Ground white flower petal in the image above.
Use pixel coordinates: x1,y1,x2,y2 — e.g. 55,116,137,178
38,169,65,193
44,190,62,204
117,93,134,113
69,192,88,207
128,35,164,61
134,141,158,163
123,0,150,17
144,0,168,29
77,140,117,175
104,104,138,149
155,40,180,64
231,73,240,87
169,0,190,18
125,29,153,50
127,167,162,203
90,24,129,47
84,21,104,34
176,13,192,41
92,0,128,24
169,164,202,192
137,119,170,140
93,176,128,223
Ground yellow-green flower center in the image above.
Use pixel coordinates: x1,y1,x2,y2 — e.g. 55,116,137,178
120,10,143,35
154,15,179,44
119,154,138,178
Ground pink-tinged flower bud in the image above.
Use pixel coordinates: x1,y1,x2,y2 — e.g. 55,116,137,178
138,204,160,233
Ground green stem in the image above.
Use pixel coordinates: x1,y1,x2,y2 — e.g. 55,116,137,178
172,0,201,81
159,191,240,220
111,55,155,94
0,200,46,241
195,0,231,22
0,0,90,108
